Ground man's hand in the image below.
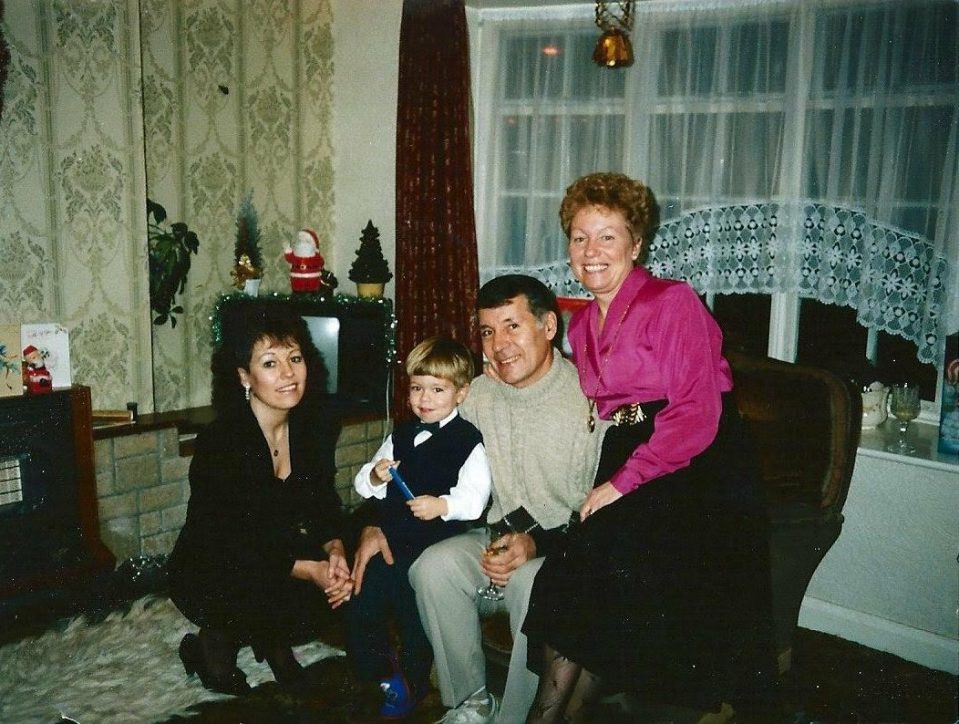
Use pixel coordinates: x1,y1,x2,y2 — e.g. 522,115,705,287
407,495,447,521
352,525,394,596
579,481,623,521
480,532,536,587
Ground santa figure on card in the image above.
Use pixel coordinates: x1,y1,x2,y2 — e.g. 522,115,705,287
22,345,52,393
284,229,326,293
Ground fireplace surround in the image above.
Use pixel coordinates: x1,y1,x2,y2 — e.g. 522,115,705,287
0,386,114,617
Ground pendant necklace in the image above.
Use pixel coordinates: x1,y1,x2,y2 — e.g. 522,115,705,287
585,301,633,433
269,423,288,457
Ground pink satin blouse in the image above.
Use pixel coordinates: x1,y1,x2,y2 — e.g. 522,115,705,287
567,266,733,494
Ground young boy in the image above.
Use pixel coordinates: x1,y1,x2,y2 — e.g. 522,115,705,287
350,336,492,719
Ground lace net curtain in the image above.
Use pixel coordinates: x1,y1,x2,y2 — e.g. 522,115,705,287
474,0,958,364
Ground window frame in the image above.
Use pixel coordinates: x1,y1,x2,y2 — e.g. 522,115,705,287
468,1,952,422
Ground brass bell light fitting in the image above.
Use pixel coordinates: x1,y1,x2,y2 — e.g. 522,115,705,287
593,1,635,68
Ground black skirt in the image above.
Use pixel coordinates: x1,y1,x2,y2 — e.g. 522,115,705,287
170,566,332,646
522,394,777,710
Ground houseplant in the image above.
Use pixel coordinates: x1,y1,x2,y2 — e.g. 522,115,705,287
231,191,264,295
147,198,199,328
347,220,392,298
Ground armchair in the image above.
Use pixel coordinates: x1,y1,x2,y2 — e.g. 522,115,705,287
726,350,861,672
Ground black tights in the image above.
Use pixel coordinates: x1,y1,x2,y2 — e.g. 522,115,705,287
252,639,303,684
198,628,241,678
526,645,603,724
199,629,302,684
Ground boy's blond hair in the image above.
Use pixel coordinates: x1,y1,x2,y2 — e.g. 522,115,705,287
405,336,475,389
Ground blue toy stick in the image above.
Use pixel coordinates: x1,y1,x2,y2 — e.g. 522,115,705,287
388,466,415,501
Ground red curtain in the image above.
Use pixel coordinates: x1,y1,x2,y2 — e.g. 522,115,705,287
394,0,479,419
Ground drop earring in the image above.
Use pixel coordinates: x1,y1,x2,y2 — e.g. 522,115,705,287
244,385,251,401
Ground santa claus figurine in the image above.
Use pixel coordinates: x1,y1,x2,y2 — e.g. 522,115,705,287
284,229,326,293
22,345,53,393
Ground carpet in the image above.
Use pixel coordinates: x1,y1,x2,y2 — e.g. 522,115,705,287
0,595,343,723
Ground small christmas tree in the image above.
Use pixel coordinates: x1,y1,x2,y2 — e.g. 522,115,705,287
231,191,263,289
348,220,393,284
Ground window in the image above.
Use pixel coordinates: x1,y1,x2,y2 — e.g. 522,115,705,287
711,293,771,359
475,23,628,271
470,0,957,414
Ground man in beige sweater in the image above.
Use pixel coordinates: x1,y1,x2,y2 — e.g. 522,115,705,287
353,275,605,723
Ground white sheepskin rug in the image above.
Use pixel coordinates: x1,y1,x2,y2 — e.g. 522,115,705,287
0,596,343,723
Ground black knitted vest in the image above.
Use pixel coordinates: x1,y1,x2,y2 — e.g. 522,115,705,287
379,415,483,556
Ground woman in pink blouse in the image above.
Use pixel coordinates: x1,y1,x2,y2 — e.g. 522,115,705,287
523,173,776,722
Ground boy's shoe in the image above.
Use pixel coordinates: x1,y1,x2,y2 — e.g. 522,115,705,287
379,673,422,719
436,691,498,724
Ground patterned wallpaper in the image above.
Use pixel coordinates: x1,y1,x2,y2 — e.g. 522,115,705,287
0,0,335,412
0,1,152,411
142,0,335,411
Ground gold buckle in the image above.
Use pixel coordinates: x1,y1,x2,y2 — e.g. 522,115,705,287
611,403,645,426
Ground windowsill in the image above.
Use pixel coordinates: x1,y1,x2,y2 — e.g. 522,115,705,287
858,420,959,473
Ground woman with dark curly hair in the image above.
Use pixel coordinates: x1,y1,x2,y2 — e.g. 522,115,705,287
168,304,351,695
523,173,776,722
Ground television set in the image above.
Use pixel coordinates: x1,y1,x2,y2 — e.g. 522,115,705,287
302,315,340,394
213,293,395,414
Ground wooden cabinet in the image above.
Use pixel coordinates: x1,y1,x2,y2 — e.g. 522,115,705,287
0,386,114,613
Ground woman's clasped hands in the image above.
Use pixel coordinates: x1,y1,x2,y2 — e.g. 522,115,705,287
292,538,354,609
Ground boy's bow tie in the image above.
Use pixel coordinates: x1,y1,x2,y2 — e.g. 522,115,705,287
413,420,440,435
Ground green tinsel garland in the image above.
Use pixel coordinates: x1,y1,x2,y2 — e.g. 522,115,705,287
210,291,397,367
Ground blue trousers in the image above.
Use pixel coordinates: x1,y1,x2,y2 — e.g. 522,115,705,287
347,553,432,691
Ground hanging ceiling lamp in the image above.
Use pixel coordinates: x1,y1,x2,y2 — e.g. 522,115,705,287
593,1,635,68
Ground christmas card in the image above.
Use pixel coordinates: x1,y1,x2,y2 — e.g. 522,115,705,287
21,323,72,390
0,324,23,397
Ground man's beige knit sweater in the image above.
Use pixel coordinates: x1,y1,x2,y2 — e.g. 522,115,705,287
459,348,606,532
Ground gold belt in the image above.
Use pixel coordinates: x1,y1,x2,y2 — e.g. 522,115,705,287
610,402,646,426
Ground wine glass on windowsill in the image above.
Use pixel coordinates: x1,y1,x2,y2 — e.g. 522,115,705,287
886,383,921,454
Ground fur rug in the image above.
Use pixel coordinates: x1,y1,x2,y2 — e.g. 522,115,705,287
0,596,343,723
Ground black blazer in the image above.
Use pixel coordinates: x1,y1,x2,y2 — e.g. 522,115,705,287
168,400,344,625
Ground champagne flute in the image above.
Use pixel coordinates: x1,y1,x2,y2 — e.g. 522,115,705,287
477,526,508,601
886,383,921,454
